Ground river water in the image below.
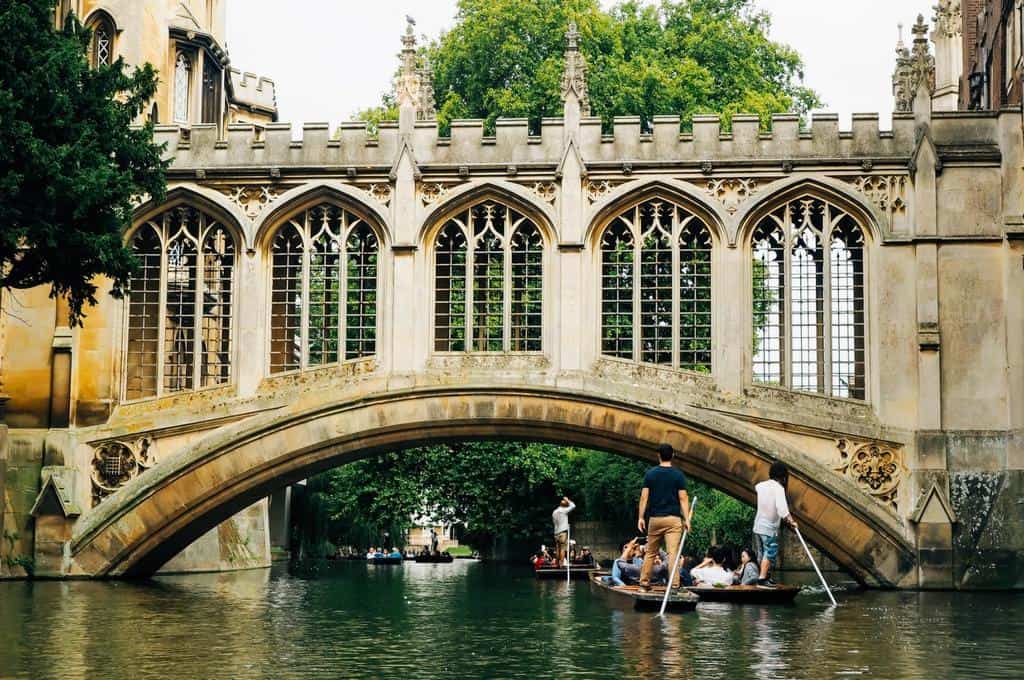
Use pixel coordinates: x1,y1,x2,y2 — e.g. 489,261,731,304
1,560,1019,679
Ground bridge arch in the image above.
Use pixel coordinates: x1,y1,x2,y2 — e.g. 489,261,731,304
69,387,915,585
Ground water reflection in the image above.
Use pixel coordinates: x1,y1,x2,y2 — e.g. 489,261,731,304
0,561,1020,679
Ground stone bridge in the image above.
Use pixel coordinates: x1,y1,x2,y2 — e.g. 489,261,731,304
3,21,1023,589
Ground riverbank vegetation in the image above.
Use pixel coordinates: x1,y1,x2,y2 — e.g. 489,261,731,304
291,443,753,560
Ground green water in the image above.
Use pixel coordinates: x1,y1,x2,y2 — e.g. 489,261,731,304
0,560,1019,679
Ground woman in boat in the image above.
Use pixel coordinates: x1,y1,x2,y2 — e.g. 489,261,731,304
734,547,760,585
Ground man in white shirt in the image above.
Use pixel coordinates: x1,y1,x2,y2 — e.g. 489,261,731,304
551,496,575,567
753,462,798,586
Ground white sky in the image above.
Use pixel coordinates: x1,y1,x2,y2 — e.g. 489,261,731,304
226,0,933,131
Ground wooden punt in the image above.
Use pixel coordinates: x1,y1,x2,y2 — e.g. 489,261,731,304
369,556,403,565
686,584,801,604
413,553,454,563
534,565,599,580
589,573,699,612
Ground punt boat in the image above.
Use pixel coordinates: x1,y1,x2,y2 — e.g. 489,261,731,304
534,565,599,580
369,556,403,565
413,553,454,563
686,584,801,604
588,573,699,612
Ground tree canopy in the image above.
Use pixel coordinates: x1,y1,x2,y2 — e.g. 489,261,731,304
0,1,167,325
361,0,820,132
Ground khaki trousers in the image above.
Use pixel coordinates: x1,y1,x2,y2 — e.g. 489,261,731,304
639,515,683,588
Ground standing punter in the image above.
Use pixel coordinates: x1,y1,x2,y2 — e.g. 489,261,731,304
552,496,575,567
753,462,798,587
637,444,692,591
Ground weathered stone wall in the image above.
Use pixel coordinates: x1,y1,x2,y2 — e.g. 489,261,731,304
160,499,270,574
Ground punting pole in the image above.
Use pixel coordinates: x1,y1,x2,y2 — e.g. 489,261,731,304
659,497,697,616
566,525,571,584
794,525,837,607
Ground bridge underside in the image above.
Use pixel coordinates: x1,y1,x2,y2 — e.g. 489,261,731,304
67,387,917,586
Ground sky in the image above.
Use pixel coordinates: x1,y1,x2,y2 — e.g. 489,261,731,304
225,0,934,132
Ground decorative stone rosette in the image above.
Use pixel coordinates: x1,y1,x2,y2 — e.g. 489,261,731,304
91,437,158,506
835,438,903,512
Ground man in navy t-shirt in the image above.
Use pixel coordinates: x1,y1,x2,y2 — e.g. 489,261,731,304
637,444,692,590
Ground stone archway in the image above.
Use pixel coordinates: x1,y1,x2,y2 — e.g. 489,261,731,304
69,388,916,585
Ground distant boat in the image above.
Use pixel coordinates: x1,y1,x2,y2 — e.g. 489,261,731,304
686,584,801,604
369,555,403,565
588,572,699,612
413,553,454,563
534,565,598,581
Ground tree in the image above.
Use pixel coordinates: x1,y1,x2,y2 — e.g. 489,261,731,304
0,1,167,325
361,0,820,133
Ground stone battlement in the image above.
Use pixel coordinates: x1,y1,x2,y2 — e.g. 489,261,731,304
153,110,1004,173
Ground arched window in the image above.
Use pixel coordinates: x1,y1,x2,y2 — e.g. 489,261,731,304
751,196,866,399
89,16,114,67
599,199,713,372
125,206,236,400
268,203,380,374
173,52,191,123
433,202,544,353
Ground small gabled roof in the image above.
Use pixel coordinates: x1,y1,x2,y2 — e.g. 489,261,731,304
910,482,956,524
30,475,82,518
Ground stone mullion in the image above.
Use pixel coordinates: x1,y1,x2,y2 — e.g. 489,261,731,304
155,214,169,398
632,206,642,364
822,205,834,397
670,205,681,370
782,205,792,390
502,212,512,353
299,214,310,370
338,214,348,364
464,210,473,352
191,213,205,391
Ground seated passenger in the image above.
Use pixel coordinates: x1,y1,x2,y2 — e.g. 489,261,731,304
608,539,641,586
576,547,595,566
389,547,402,559
366,547,376,560
690,546,734,587
734,547,759,585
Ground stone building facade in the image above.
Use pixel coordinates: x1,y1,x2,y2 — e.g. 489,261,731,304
1,3,1023,588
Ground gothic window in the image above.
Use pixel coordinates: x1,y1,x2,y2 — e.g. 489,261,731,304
201,57,222,124
433,202,544,353
599,199,713,373
89,16,114,67
268,204,380,374
174,52,192,123
124,206,236,400
751,196,866,400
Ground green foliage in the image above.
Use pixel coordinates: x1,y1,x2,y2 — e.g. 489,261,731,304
357,0,819,133
0,0,167,325
295,443,754,559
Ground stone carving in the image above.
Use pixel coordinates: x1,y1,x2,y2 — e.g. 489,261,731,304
223,185,280,220
560,23,591,116
395,17,435,121
848,175,907,219
364,183,393,207
583,179,618,202
529,181,558,205
932,0,962,38
892,16,935,112
835,438,902,511
427,354,551,372
90,437,158,506
704,178,760,214
419,182,452,206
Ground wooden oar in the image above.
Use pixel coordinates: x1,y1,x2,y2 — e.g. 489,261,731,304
794,525,837,606
659,497,697,616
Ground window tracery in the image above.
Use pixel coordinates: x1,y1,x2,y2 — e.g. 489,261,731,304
599,199,713,373
125,206,236,400
433,202,544,353
751,196,866,399
90,17,114,67
268,204,380,374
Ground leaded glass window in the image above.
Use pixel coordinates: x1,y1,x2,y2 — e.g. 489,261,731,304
599,199,713,373
174,52,191,123
91,19,113,67
125,206,236,400
751,196,866,399
268,203,380,373
433,202,544,353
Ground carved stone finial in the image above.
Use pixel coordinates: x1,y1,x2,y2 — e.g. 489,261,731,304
931,1,962,39
395,18,435,121
560,22,591,116
892,14,935,113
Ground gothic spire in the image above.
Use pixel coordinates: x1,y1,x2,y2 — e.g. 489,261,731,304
892,14,935,113
395,16,435,122
560,22,591,116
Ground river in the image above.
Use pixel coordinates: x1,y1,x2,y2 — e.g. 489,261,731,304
1,560,1019,679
